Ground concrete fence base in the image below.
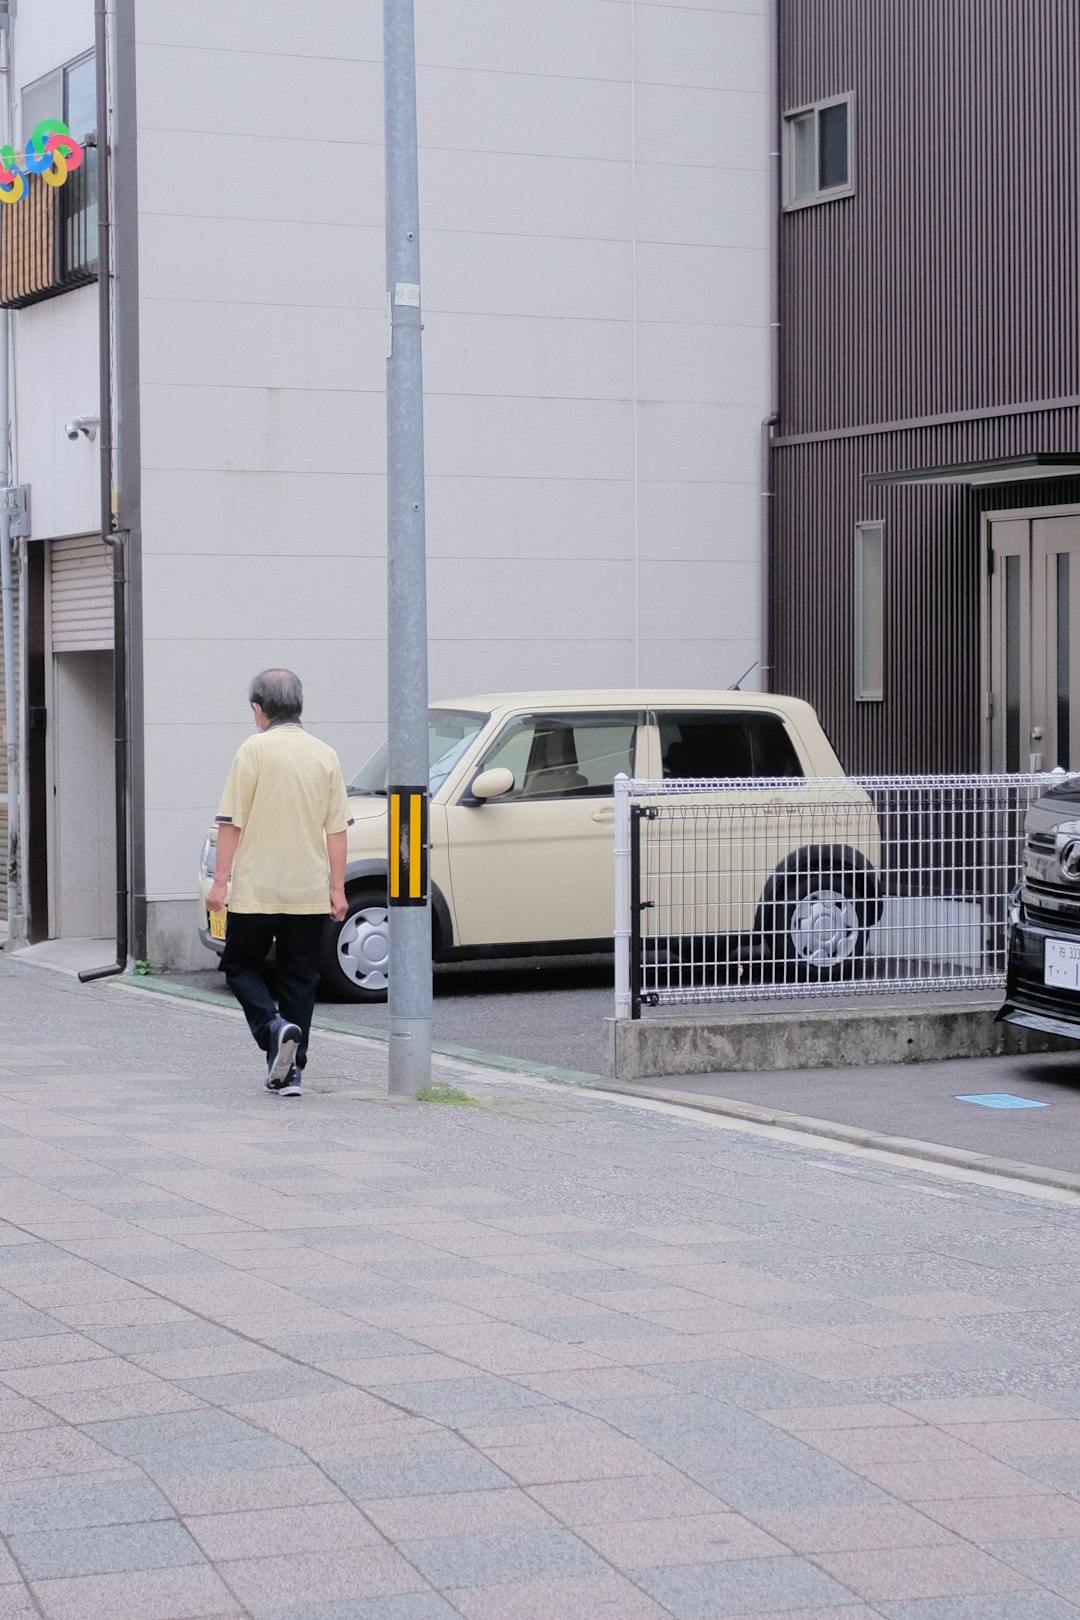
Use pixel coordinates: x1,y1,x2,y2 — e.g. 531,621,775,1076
605,1001,1075,1082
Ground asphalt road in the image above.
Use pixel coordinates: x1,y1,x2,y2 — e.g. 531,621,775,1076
161,954,616,1077
649,1047,1080,1177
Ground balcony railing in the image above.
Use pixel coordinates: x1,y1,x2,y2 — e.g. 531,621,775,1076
0,146,98,310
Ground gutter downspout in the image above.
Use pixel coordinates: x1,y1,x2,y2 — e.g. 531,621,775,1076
0,19,17,939
759,0,780,692
80,0,129,983
113,0,144,961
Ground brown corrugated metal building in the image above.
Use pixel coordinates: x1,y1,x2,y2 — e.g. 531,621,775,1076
771,0,1080,774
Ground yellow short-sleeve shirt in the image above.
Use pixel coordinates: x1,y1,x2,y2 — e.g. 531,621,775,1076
216,723,351,915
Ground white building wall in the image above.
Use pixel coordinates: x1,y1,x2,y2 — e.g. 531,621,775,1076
132,0,770,964
13,286,100,542
9,0,92,90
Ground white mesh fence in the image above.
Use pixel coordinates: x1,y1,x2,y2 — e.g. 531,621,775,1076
614,773,1068,1015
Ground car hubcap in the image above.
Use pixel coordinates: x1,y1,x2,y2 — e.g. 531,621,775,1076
337,905,390,990
789,888,860,968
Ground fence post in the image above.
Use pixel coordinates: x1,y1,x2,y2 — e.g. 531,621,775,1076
629,804,644,1020
613,772,632,1020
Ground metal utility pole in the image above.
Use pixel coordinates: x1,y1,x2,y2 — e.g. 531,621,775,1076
383,0,432,1096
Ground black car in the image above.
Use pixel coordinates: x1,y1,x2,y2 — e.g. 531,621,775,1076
999,779,1080,1041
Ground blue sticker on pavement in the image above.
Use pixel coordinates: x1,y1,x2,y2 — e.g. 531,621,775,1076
955,1093,1049,1109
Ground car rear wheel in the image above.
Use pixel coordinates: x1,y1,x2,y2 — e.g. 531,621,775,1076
762,869,869,983
320,888,390,1002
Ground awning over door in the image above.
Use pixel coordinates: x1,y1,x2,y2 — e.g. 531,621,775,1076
49,536,113,652
866,454,1080,488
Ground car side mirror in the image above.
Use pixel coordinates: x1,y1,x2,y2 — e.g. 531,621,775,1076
470,767,515,802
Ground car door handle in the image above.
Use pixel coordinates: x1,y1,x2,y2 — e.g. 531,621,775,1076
591,808,615,824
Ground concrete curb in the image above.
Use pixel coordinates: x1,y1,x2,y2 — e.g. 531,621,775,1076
593,1077,1080,1197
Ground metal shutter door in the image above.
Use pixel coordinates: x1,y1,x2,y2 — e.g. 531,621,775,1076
50,536,113,652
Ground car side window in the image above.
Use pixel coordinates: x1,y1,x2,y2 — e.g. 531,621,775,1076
751,715,804,777
658,713,804,779
479,724,535,793
479,715,637,800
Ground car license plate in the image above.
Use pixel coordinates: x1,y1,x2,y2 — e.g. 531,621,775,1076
209,909,227,942
1044,937,1080,989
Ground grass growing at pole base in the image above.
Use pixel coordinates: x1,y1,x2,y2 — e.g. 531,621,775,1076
415,1082,480,1107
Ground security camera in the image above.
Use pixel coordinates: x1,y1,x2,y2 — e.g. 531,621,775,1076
64,414,99,442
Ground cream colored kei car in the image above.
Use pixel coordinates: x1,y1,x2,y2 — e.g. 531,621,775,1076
197,690,881,1001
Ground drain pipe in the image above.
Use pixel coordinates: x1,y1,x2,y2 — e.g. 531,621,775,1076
759,0,780,693
80,0,130,983
0,20,17,939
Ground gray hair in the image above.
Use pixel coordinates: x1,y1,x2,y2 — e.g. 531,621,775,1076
248,668,303,721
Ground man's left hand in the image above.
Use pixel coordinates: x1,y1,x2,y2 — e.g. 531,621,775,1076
205,879,229,914
330,887,348,922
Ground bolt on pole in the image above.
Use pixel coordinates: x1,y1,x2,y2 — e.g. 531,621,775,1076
384,0,432,1096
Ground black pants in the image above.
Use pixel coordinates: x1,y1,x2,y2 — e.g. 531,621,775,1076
220,913,326,1072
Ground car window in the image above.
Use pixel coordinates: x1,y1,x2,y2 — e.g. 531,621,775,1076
751,715,805,776
658,712,804,779
479,715,637,800
482,724,534,792
349,708,488,796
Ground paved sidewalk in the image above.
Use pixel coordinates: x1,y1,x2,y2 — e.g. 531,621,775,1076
3,962,1080,1617
158,958,613,1080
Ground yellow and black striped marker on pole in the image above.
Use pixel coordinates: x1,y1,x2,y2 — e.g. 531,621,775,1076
388,786,429,906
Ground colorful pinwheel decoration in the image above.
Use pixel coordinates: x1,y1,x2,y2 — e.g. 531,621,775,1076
0,119,85,205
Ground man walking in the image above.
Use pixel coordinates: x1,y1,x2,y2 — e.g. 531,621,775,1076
205,670,350,1097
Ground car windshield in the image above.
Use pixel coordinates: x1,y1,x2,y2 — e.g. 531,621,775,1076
348,708,489,796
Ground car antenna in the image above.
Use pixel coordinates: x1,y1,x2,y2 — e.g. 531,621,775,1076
728,660,759,691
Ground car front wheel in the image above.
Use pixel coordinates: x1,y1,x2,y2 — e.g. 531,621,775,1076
320,889,390,1002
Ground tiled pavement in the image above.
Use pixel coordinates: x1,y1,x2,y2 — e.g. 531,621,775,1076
2,966,1080,1616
